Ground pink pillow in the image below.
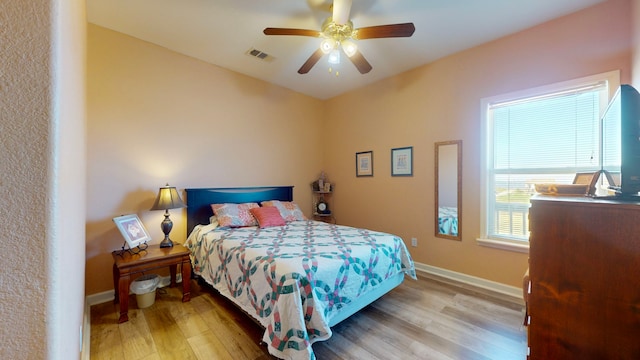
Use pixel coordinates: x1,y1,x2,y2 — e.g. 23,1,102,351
250,207,286,228
211,203,259,227
261,200,307,222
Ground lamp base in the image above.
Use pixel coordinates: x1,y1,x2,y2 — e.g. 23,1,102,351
159,238,174,248
159,210,174,248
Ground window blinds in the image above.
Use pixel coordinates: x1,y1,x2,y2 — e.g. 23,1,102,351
486,81,609,241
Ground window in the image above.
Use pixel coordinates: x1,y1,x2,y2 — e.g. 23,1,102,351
479,71,620,251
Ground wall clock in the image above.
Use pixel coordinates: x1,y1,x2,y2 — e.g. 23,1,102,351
317,200,330,214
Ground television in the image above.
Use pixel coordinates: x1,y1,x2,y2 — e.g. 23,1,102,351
601,84,640,197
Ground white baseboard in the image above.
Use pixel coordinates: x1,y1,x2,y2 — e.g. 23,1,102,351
81,297,92,360
413,261,524,304
86,289,115,306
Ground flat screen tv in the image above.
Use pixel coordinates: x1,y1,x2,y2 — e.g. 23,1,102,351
601,84,640,197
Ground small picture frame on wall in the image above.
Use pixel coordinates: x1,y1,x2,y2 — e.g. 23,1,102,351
391,146,413,176
113,214,152,250
356,151,373,177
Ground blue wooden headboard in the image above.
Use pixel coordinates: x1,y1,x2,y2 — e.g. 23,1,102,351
185,186,294,235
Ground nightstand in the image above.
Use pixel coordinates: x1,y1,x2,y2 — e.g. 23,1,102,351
112,244,191,323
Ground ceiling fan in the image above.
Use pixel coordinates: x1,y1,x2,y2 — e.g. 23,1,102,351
263,0,415,75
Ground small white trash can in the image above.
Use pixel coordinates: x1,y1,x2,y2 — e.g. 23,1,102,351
130,274,160,309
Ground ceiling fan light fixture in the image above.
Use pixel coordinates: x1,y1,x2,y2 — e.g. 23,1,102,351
328,49,341,65
320,38,336,54
263,0,414,75
341,40,357,57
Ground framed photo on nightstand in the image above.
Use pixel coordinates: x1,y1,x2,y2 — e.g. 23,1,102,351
113,214,152,249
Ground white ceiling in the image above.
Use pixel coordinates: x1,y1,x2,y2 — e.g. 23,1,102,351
87,0,604,100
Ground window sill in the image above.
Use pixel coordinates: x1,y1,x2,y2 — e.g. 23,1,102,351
476,238,529,254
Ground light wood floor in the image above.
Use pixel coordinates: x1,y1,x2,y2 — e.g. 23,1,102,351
90,273,527,360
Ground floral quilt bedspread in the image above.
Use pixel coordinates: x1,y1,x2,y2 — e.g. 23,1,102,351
438,206,459,236
185,220,416,360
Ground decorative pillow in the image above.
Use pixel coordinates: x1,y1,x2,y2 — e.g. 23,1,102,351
260,200,307,222
211,203,259,227
249,206,286,228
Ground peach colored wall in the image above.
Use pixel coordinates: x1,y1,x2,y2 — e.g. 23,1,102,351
86,25,324,295
634,0,640,85
323,0,632,287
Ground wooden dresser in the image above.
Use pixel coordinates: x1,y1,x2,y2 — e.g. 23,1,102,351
528,196,640,359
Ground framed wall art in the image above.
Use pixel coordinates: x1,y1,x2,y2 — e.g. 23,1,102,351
391,146,413,176
356,151,373,177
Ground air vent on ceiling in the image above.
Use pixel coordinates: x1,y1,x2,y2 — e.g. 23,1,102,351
246,48,275,62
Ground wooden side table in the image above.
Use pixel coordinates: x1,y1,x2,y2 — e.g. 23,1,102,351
313,213,336,224
112,244,191,323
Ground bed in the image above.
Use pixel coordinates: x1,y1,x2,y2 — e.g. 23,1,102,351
184,186,416,360
438,206,458,236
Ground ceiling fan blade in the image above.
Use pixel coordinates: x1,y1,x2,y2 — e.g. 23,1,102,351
332,0,352,25
263,28,322,37
298,48,325,74
348,50,372,74
354,23,415,40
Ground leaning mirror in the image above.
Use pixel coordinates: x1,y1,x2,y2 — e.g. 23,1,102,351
435,140,462,240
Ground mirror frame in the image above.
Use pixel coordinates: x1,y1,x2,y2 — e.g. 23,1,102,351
434,140,462,241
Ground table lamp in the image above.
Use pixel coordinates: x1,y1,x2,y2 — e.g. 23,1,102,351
150,183,186,248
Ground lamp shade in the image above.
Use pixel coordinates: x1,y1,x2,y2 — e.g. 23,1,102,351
150,184,186,211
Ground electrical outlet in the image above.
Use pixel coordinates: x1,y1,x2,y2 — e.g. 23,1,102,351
411,237,417,247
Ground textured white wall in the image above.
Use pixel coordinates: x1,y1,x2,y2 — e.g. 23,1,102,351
49,0,87,358
0,1,51,358
0,0,86,359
